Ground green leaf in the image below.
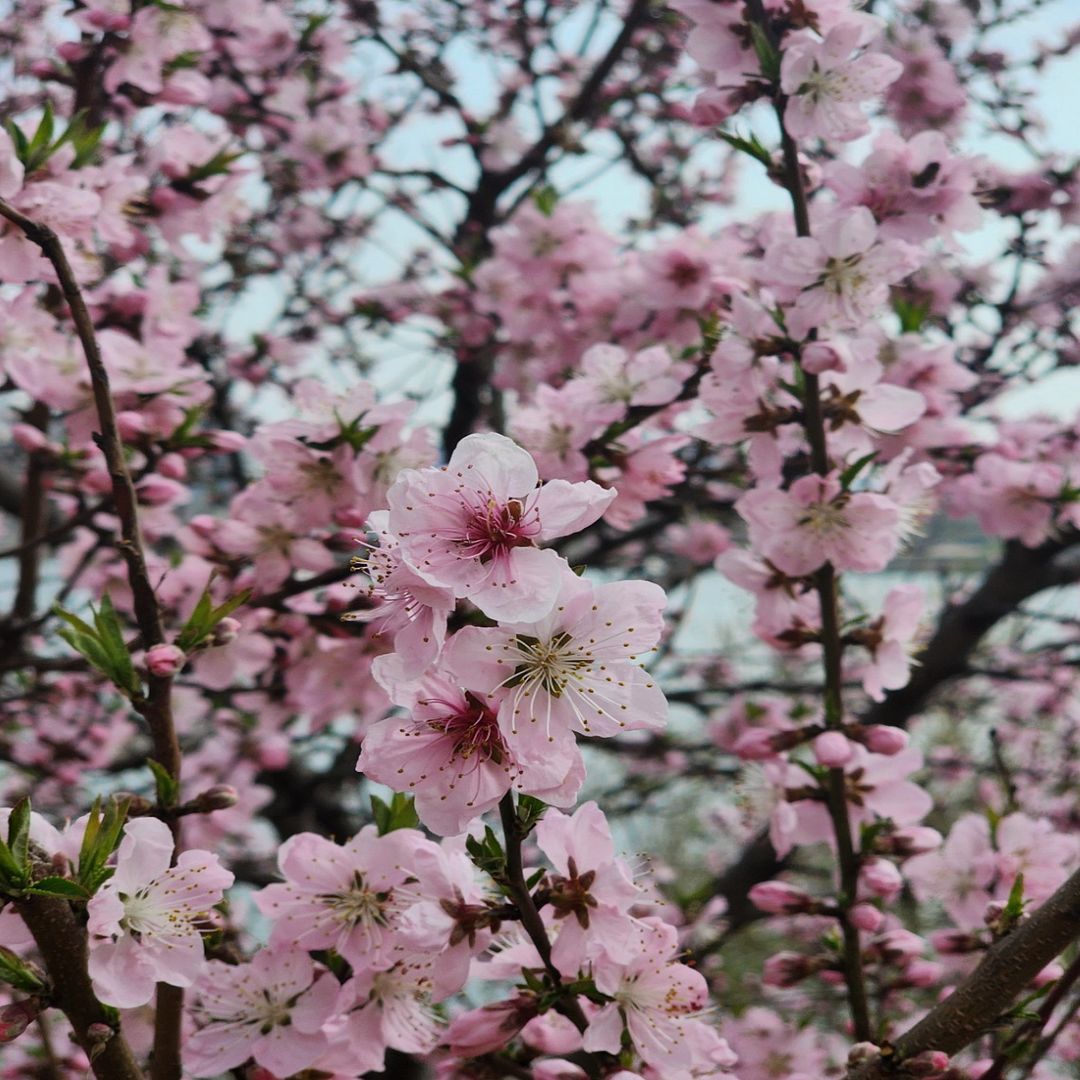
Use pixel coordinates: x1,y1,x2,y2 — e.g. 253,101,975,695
718,130,772,167
7,798,30,874
93,594,141,696
176,581,251,652
465,826,506,882
27,877,90,900
370,792,419,835
77,796,130,893
147,759,180,808
748,22,780,81
0,837,26,891
894,296,930,334
5,120,28,160
839,451,879,490
24,101,55,172
515,795,548,838
532,185,559,216
1002,872,1026,924
0,946,46,993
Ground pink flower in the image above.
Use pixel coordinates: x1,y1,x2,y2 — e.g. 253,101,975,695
856,584,925,701
253,825,438,971
387,433,615,621
185,949,337,1077
319,961,443,1074
87,817,233,1008
583,918,720,1073
737,473,901,577
781,20,903,143
357,675,583,836
534,802,642,976
444,574,668,762
768,208,920,337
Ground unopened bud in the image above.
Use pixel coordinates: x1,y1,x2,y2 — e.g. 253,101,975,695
930,929,983,954
813,730,853,767
847,1042,881,1065
875,826,943,857
0,999,41,1043
850,903,884,932
146,643,186,679
902,1050,950,1077
749,881,816,915
762,951,821,988
860,857,903,900
190,785,239,813
857,725,909,755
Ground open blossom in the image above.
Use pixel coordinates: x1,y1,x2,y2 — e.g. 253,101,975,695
387,433,615,621
781,20,903,143
583,918,729,1073
253,826,438,971
185,949,337,1077
357,674,583,836
444,574,668,762
320,961,443,1074
855,584,925,701
344,511,455,695
769,208,921,337
534,802,643,976
87,817,233,1008
737,472,901,577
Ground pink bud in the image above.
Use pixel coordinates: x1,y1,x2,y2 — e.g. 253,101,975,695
333,507,369,528
732,728,780,760
813,730,853,767
801,341,847,374
116,410,148,440
0,999,40,1043
57,41,87,62
904,959,945,987
762,951,814,988
190,785,239,812
850,903,884,932
749,881,815,915
157,452,187,480
860,725,909,755
84,469,113,495
903,1050,950,1077
860,857,903,900
136,476,186,507
12,424,49,452
930,929,982,954
209,430,248,453
1033,960,1064,986
146,644,186,679
879,826,943,856
188,514,219,539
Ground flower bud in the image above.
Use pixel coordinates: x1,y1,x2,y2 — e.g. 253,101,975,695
116,410,148,441
157,452,188,481
12,424,49,453
930,929,982,954
850,903,884,932
859,725,909,755
902,1050,950,1077
860,857,903,900
876,826,943,857
802,341,847,374
847,1042,880,1065
189,785,239,813
146,644,186,679
136,476,186,507
209,430,248,453
762,951,818,988
0,999,41,1043
749,881,816,915
903,959,945,987
813,730,853,767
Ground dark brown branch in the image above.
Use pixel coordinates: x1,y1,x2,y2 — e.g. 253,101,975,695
14,894,144,1080
0,197,183,1080
847,866,1080,1078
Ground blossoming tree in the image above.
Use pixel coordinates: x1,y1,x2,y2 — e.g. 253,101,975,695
1,0,1080,1078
